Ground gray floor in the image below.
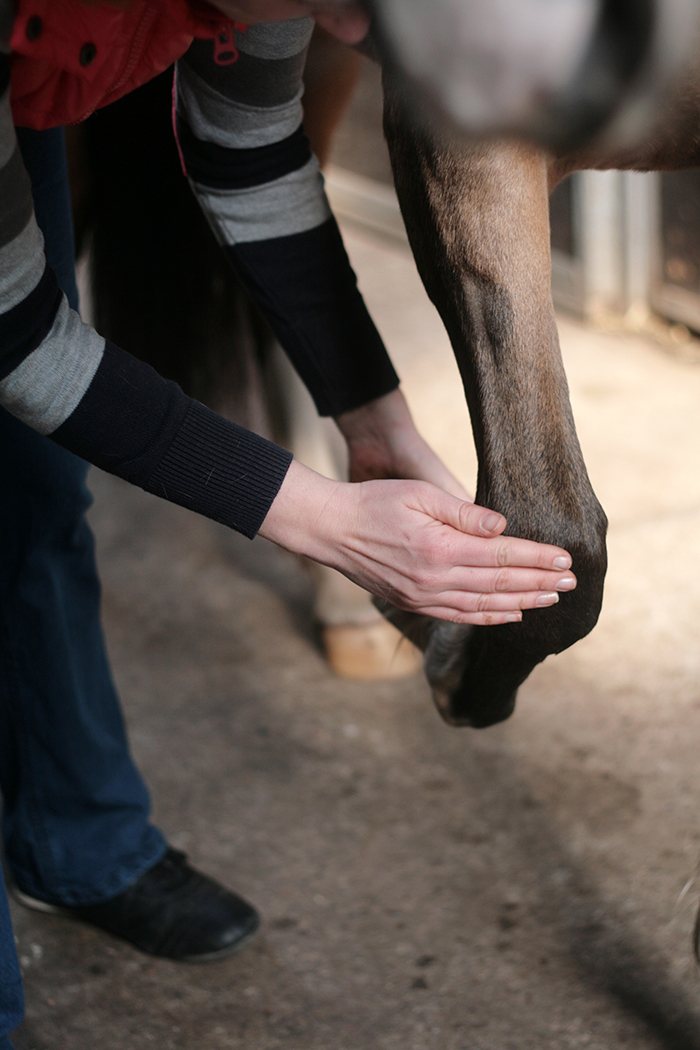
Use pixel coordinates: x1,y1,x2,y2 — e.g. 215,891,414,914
9,222,700,1050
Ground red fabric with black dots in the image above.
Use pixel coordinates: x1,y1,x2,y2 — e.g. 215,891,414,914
9,0,243,129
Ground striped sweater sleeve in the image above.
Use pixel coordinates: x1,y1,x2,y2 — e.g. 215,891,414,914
175,19,400,417
0,49,291,539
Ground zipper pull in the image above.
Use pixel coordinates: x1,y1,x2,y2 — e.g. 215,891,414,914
213,26,238,66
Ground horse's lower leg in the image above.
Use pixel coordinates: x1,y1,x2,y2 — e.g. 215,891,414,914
383,88,608,726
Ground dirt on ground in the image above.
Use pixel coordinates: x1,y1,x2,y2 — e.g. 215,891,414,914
8,220,700,1050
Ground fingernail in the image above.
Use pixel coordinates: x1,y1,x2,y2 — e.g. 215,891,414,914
536,592,559,607
482,512,502,532
553,555,571,570
505,613,522,623
555,576,576,591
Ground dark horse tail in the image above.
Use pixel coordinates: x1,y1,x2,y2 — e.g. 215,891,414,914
72,67,276,431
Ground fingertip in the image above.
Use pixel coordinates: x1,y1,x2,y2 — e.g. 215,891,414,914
481,511,506,535
553,554,572,570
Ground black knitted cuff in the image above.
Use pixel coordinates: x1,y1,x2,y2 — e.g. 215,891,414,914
147,400,292,538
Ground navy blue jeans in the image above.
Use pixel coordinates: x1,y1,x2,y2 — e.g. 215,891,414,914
0,127,167,1043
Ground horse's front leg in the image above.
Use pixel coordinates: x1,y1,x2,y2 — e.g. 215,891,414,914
382,92,608,727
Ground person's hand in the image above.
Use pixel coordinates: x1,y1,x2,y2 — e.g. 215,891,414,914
336,388,470,498
258,460,576,625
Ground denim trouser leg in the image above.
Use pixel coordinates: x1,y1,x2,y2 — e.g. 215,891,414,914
0,875,23,1045
0,127,166,905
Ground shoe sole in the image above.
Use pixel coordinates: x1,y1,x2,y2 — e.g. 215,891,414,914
10,882,261,962
9,884,66,915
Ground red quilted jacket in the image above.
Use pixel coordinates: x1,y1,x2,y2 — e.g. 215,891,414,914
10,0,245,129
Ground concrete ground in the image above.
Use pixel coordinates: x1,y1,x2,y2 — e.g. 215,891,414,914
9,221,700,1050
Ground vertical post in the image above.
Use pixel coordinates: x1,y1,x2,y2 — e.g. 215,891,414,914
578,169,626,318
621,170,655,315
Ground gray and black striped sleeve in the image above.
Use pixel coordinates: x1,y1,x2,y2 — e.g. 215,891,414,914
175,19,400,418
0,44,291,538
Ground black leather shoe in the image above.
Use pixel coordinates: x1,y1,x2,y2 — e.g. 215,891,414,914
11,848,260,962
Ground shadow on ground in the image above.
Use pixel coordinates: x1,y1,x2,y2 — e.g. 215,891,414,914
7,465,700,1050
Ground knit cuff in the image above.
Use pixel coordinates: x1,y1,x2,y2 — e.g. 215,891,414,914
147,399,292,538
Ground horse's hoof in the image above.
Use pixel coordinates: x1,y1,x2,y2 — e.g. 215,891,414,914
322,620,422,680
371,602,526,727
423,621,521,727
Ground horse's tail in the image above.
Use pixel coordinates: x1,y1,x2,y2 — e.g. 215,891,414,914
73,67,273,430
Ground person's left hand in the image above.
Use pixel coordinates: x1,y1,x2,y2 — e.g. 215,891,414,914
335,387,471,499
